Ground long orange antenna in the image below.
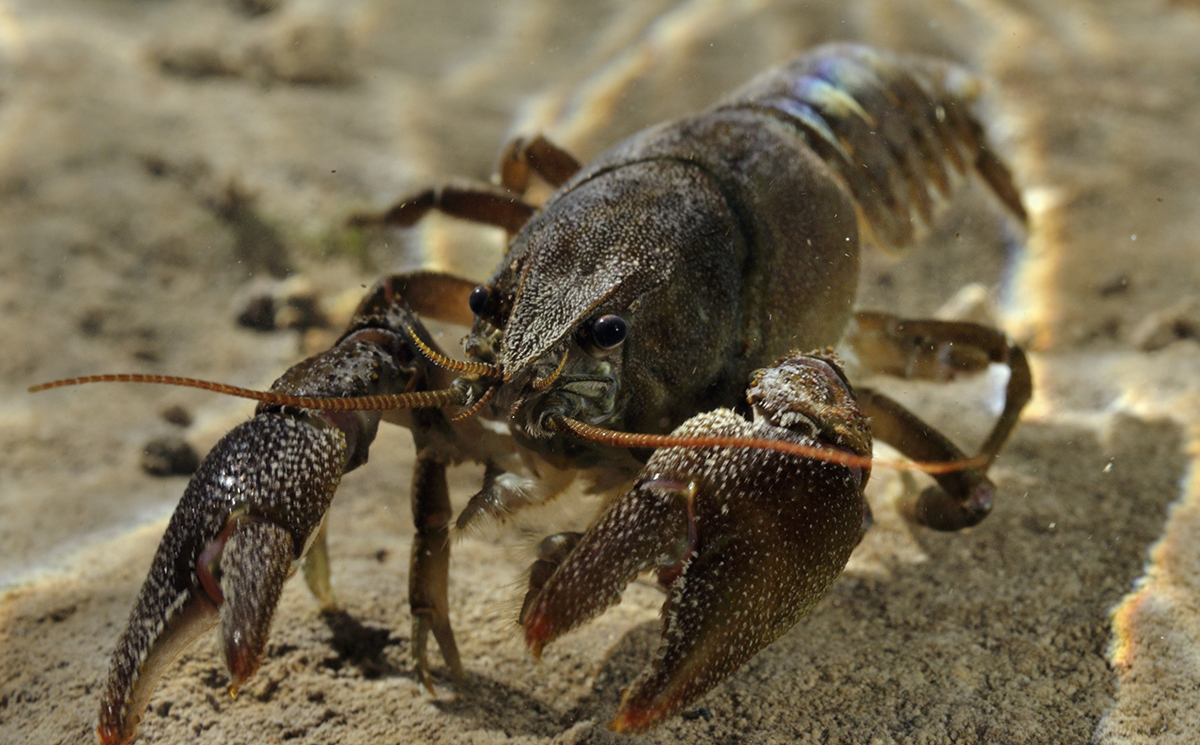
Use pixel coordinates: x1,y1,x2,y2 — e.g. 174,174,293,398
551,416,987,475
29,374,467,412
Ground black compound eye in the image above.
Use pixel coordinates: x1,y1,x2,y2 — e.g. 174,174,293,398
468,285,490,316
590,314,628,350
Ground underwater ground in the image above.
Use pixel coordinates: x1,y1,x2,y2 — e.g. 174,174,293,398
2,1,1199,743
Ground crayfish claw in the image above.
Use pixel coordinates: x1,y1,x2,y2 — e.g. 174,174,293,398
523,352,871,732
519,531,583,632
97,414,346,744
607,431,861,732
96,584,219,745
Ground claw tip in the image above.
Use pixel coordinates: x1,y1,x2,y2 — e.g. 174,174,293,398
96,721,131,745
607,702,665,734
970,481,995,514
522,610,553,659
225,646,260,689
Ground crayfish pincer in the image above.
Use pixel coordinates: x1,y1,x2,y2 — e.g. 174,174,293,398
29,42,1030,741
522,352,873,733
86,276,521,745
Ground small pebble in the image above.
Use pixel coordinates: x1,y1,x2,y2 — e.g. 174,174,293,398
160,404,193,427
1131,296,1200,351
237,294,278,332
142,435,200,477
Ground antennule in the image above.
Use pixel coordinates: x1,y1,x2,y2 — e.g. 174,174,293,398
29,374,467,412
549,415,987,475
404,326,500,378
531,351,569,391
451,384,497,421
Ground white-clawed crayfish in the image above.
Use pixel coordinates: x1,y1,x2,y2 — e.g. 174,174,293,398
31,43,1031,742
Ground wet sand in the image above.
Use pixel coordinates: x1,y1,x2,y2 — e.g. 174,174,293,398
2,1,1199,744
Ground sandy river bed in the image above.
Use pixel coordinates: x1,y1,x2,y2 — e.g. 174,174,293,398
2,1,1199,743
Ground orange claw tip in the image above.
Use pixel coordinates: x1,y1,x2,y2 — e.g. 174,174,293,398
225,643,260,690
522,610,554,660
95,716,135,745
607,698,671,735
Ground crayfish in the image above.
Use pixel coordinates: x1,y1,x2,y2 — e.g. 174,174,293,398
31,43,1030,742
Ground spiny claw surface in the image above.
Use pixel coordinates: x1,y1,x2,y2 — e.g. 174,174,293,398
219,519,297,689
522,484,691,660
523,352,872,732
97,414,345,745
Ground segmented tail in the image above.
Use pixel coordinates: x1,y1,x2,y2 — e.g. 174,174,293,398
723,43,1026,251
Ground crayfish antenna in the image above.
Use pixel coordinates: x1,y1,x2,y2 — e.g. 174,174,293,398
29,373,468,412
548,414,987,475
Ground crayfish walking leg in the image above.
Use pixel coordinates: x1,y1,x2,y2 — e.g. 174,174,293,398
841,311,1032,530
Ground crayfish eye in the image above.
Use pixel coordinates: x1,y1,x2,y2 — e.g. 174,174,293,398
468,285,491,316
590,314,628,350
